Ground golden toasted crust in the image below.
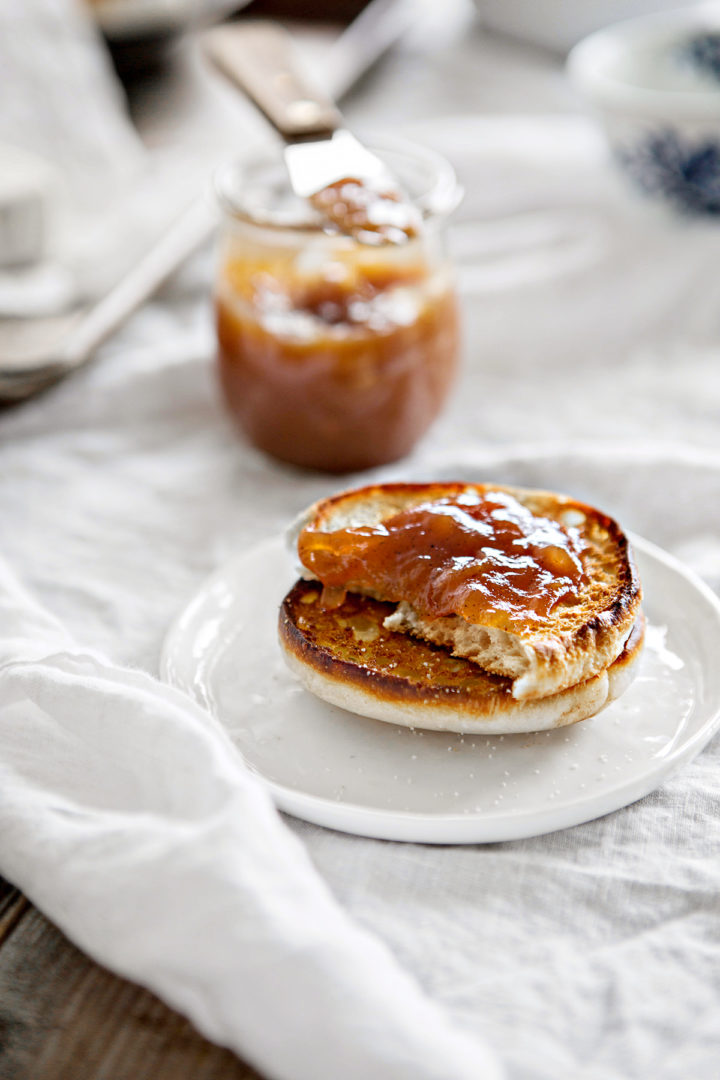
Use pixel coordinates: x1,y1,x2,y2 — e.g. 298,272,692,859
278,581,645,734
293,481,643,701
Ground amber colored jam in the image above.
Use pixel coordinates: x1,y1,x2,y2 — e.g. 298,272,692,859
216,245,458,473
309,177,421,246
298,490,586,630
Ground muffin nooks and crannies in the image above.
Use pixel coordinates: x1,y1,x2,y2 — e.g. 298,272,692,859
279,482,643,734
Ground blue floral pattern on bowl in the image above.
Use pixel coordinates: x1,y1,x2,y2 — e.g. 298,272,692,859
617,130,720,214
683,32,720,84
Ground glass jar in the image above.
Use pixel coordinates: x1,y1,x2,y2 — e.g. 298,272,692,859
214,137,461,473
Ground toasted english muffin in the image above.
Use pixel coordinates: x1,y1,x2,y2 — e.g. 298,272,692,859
291,482,642,701
279,581,645,734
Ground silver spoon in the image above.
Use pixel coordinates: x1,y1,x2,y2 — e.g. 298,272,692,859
0,197,213,401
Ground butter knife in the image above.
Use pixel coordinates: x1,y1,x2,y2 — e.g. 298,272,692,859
204,21,419,244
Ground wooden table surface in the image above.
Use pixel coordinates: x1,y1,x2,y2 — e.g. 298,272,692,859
0,878,260,1080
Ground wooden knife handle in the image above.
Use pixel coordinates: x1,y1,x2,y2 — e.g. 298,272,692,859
204,22,342,141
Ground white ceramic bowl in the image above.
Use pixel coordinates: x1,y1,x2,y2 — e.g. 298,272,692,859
568,6,720,214
479,0,696,53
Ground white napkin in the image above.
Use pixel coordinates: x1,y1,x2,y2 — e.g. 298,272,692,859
0,558,502,1080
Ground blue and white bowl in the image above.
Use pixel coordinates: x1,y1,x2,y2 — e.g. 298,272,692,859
568,8,720,215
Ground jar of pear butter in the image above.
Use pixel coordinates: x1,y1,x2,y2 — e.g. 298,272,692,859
214,139,461,473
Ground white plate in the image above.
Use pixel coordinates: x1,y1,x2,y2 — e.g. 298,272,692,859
161,534,720,844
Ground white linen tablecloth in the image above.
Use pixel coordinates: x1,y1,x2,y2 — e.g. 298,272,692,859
2,8,720,1077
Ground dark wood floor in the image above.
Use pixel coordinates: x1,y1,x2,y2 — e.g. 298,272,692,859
0,878,261,1080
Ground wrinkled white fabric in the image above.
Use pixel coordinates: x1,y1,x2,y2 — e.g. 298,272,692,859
0,558,502,1080
3,77,720,1080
